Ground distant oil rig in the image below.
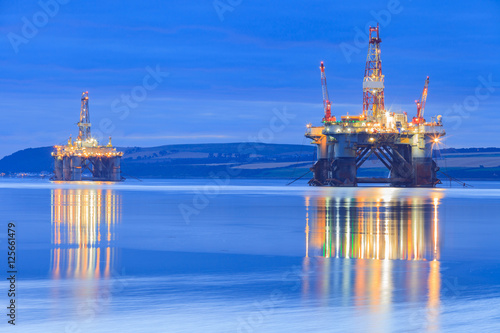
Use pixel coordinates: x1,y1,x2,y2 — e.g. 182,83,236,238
52,92,123,181
306,24,445,187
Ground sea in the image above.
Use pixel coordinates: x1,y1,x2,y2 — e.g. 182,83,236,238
0,178,499,332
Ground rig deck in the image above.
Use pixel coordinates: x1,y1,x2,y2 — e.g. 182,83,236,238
306,24,445,187
52,92,123,181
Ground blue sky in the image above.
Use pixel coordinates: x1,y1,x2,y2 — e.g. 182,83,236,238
0,0,499,157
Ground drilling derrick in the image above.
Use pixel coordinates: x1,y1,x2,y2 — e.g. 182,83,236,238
305,25,445,187
52,92,124,182
78,92,91,141
363,23,385,120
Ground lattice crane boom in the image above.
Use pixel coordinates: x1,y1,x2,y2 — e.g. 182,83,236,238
413,76,429,124
320,61,335,122
417,76,429,119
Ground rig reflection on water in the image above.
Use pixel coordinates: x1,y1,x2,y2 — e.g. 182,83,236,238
50,188,121,279
305,189,441,260
46,185,444,330
302,188,443,330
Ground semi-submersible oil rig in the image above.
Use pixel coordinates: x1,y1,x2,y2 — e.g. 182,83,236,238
51,92,123,181
306,24,445,187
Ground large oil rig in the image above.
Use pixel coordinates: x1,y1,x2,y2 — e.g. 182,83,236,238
52,92,123,181
306,24,445,187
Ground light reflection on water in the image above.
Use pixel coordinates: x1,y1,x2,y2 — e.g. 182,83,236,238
49,188,123,325
305,189,442,260
302,188,443,331
50,188,121,279
37,183,500,331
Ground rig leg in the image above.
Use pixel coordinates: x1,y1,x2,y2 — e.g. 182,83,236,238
309,136,330,185
71,156,82,181
310,159,329,185
390,145,413,186
63,157,71,181
411,134,440,187
412,157,440,187
331,136,357,186
331,158,357,186
111,157,121,181
94,158,104,179
54,157,63,180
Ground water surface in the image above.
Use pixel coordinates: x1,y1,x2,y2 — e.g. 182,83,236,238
1,179,499,332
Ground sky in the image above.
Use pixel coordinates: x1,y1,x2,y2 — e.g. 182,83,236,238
0,0,499,158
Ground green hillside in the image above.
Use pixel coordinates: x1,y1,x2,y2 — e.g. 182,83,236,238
1,144,500,180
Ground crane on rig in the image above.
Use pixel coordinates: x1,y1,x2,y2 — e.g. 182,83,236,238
413,76,429,125
320,61,336,123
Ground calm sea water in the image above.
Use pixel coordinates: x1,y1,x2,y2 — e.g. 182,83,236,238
1,179,499,332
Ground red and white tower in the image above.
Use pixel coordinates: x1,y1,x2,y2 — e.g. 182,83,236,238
362,24,385,120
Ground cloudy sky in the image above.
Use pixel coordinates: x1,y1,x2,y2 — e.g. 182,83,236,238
0,0,499,158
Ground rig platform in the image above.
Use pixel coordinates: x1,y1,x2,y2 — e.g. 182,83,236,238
306,24,445,187
52,92,123,181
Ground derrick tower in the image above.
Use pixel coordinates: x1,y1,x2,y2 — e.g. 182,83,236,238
362,23,385,120
77,91,91,141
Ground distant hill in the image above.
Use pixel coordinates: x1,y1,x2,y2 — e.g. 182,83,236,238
440,147,500,154
1,144,500,180
0,143,316,179
119,143,315,179
0,147,54,173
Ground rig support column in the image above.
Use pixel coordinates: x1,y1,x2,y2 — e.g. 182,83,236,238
71,156,82,181
93,158,103,179
111,157,121,181
310,135,329,185
411,134,439,187
390,144,413,186
54,157,63,180
63,157,71,181
331,135,357,186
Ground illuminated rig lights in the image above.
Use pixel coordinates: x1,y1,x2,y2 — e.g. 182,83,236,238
305,24,445,187
52,92,123,181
